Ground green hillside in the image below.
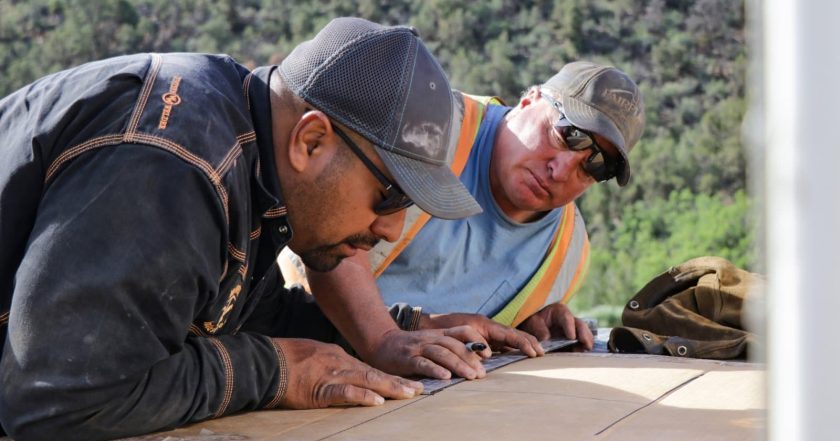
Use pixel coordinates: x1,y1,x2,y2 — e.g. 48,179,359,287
0,0,752,325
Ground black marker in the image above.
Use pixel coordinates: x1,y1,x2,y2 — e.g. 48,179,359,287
465,342,487,352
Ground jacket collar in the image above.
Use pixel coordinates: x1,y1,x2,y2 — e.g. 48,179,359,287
248,65,285,212
247,66,293,247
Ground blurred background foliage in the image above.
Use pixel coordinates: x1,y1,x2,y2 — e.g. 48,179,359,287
0,0,751,325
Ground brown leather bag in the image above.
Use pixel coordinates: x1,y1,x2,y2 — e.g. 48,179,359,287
608,256,763,359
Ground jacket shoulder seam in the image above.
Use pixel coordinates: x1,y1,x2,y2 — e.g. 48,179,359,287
125,53,163,137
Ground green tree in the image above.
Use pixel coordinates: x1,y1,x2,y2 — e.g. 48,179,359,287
0,0,754,327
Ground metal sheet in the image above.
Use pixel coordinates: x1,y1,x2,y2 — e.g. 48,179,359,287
419,338,577,394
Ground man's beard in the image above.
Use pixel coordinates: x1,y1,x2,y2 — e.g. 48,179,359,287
298,233,380,272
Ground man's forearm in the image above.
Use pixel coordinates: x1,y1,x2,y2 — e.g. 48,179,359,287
306,252,500,380
307,251,401,361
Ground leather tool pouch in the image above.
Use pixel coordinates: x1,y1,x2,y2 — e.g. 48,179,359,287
608,256,763,359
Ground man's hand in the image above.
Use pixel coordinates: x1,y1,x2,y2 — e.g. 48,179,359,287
365,326,491,381
276,338,423,409
517,303,594,350
419,313,545,357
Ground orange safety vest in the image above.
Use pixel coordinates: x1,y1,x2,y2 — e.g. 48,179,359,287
370,93,591,327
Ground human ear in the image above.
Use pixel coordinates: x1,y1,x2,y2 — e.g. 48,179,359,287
518,86,541,109
287,110,334,173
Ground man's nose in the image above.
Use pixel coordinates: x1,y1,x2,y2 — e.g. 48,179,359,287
549,149,589,181
370,208,407,243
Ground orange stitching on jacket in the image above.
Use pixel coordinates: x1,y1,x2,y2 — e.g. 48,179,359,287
237,264,248,279
45,134,125,183
130,133,222,184
216,145,239,176
216,142,243,177
236,131,256,145
46,134,242,298
47,135,115,177
242,73,253,111
208,338,234,417
249,227,261,240
47,133,231,230
0,311,9,326
129,133,230,224
126,54,162,138
188,323,208,337
265,339,288,409
214,132,255,176
263,207,287,218
227,243,246,262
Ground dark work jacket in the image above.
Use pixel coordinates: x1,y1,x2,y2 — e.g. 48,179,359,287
0,53,299,440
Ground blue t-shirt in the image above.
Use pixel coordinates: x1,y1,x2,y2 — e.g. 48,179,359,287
377,105,565,315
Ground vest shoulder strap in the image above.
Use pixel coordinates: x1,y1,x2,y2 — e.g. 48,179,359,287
371,93,501,276
491,202,584,327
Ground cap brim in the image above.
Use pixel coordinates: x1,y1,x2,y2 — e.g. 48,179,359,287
377,148,482,220
563,94,632,186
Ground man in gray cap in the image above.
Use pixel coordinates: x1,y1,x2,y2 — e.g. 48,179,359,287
0,17,497,439
288,61,645,362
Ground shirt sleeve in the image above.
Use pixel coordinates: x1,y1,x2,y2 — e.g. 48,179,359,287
0,144,285,440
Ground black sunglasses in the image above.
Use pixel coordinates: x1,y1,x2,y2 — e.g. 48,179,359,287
541,93,620,183
331,124,414,215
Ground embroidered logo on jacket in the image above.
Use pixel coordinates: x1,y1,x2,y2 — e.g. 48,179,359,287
204,284,242,333
158,76,182,129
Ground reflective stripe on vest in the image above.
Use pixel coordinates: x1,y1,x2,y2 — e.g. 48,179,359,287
492,203,583,327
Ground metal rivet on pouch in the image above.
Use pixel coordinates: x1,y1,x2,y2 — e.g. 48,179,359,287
278,225,288,234
642,333,652,341
677,345,688,356
629,300,640,309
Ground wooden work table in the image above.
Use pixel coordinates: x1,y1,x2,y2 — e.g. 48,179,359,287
119,337,765,441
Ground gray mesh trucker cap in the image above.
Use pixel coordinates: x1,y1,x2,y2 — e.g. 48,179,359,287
278,17,481,219
541,61,645,186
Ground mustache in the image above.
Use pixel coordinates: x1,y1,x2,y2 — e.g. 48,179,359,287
340,233,380,250
310,233,380,254
298,233,382,273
